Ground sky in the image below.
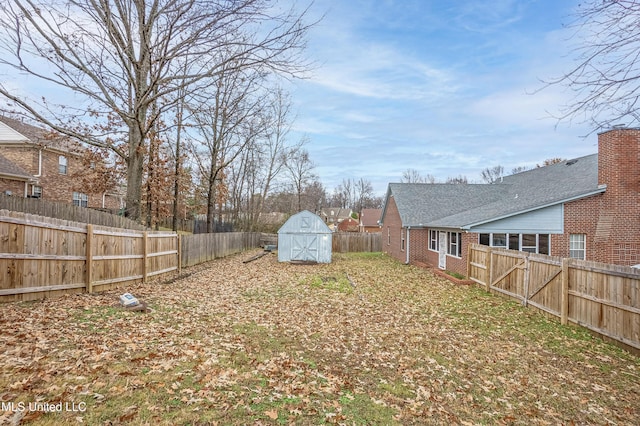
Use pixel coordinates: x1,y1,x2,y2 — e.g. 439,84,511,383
287,0,599,197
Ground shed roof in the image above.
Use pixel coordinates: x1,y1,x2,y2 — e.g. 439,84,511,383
383,154,604,229
278,210,331,234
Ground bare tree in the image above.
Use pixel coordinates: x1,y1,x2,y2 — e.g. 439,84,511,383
0,0,314,220
329,177,375,212
401,168,436,183
511,165,530,175
446,175,468,184
225,87,294,230
537,157,566,167
284,141,316,212
480,165,504,183
544,1,640,129
353,178,375,214
189,64,266,232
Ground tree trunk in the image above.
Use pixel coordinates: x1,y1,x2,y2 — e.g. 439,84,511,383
125,125,145,221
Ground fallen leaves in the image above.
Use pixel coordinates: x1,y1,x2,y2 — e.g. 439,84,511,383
0,251,638,425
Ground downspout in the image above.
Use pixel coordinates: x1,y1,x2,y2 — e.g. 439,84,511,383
406,226,411,264
35,149,42,177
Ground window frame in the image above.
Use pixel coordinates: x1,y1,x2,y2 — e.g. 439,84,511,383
478,232,551,255
569,234,586,260
447,231,461,257
58,155,68,175
72,191,88,207
31,186,42,198
429,229,438,251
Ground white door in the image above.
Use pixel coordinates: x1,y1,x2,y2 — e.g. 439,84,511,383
438,231,447,269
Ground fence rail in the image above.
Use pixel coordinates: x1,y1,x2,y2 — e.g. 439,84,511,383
467,243,640,352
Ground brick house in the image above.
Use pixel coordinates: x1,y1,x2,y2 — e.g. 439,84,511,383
0,116,122,210
359,208,382,233
337,217,359,232
318,207,352,231
380,127,640,276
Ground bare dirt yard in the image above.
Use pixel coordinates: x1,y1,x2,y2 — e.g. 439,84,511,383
1,251,639,425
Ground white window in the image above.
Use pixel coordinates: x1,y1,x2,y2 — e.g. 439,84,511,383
73,192,88,207
429,230,438,251
448,232,461,257
521,234,538,253
400,229,405,251
479,233,550,255
492,233,507,248
59,155,68,174
569,234,586,260
387,227,391,245
31,186,42,198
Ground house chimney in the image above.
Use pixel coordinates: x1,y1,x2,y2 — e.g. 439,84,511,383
597,127,640,197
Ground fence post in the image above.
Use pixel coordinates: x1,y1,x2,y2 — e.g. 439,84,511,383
86,224,93,293
143,231,148,283
561,257,570,325
523,253,530,306
177,234,182,274
486,247,492,292
466,243,472,279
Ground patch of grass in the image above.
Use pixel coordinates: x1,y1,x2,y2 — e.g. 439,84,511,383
445,270,466,280
378,380,414,398
338,391,400,425
307,274,353,294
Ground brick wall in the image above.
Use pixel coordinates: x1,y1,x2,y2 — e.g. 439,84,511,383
557,128,640,266
382,195,474,276
381,196,405,262
0,145,121,209
0,178,27,196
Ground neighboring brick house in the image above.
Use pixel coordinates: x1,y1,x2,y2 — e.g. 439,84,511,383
0,116,122,210
337,217,359,232
380,127,640,276
359,208,382,233
318,207,352,231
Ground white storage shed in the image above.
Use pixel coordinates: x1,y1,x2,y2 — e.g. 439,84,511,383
277,210,332,263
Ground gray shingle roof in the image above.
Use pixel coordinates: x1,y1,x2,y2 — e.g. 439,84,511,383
0,152,34,180
384,154,604,229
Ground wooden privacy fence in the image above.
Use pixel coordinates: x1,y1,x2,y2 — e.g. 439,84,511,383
467,243,640,351
180,232,261,267
0,210,178,302
332,232,382,253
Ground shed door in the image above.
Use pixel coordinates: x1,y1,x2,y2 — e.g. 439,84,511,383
291,234,319,261
438,231,447,269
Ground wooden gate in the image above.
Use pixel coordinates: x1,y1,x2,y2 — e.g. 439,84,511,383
467,243,640,352
469,245,564,316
